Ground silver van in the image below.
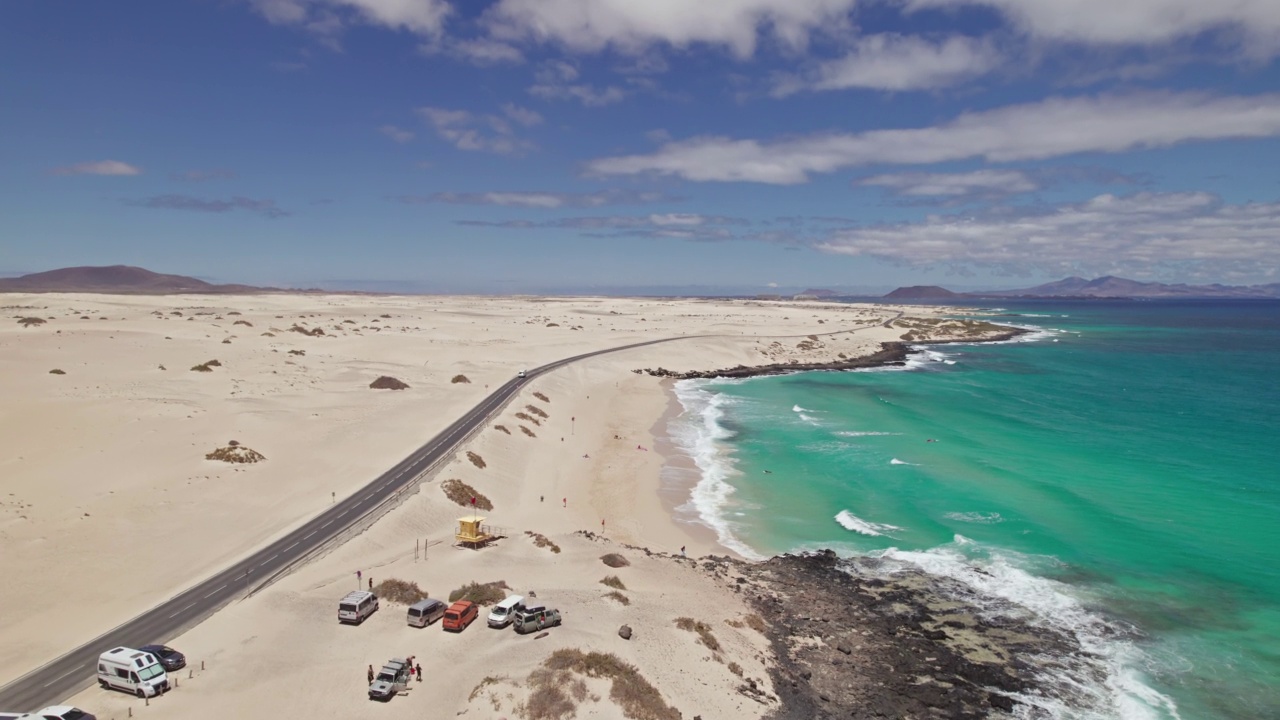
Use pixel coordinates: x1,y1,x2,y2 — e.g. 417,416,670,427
407,598,446,628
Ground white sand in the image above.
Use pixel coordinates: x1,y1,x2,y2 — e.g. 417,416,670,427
1,293,989,718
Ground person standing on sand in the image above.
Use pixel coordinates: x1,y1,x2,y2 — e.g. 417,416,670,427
369,577,373,591
563,497,567,508
367,665,374,684
416,662,422,681
681,546,686,557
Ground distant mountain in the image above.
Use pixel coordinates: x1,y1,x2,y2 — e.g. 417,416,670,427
883,285,961,300
885,276,1280,300
0,265,271,294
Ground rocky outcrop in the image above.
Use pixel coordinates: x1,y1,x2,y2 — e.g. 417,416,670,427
637,344,910,380
697,551,1100,720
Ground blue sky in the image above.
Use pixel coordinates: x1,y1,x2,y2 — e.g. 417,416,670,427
3,0,1280,292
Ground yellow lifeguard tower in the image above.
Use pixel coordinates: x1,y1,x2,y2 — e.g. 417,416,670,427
455,514,494,549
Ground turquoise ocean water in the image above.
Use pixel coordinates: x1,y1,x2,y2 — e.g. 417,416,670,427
667,300,1280,719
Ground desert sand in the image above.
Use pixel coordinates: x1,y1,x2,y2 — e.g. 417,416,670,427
1,293,1009,718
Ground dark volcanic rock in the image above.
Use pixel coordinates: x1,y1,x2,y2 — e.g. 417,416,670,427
718,550,1093,720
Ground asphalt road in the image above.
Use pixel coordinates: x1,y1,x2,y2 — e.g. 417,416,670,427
0,335,688,713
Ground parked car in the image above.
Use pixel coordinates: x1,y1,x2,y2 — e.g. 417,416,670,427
368,659,410,701
138,644,186,672
407,598,446,628
513,606,562,635
442,600,478,632
487,595,525,628
8,706,96,720
97,647,168,698
338,590,379,624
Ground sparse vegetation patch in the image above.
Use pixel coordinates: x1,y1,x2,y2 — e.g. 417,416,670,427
515,411,540,426
467,451,486,469
600,553,630,568
48,368,65,375
373,578,429,605
600,575,627,590
451,374,470,384
441,478,493,511
205,444,266,464
540,649,680,720
18,317,46,327
520,425,536,437
526,405,549,419
603,591,630,606
370,375,409,390
494,424,511,434
448,580,510,606
674,617,721,652
533,391,550,403
233,319,252,327
288,324,325,337
525,531,562,554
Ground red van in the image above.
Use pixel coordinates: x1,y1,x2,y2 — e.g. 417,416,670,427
442,600,478,632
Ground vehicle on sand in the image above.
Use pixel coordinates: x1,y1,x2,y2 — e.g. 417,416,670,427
368,659,410,701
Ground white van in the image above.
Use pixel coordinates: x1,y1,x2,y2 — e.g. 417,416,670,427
487,594,525,628
339,590,379,624
97,647,169,698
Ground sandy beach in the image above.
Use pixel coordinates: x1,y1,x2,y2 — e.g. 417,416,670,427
1,292,1014,718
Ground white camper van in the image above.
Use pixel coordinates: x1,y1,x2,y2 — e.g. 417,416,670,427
487,595,525,628
97,647,169,697
338,590,379,624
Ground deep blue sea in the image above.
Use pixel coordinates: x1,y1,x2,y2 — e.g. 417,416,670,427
668,300,1280,719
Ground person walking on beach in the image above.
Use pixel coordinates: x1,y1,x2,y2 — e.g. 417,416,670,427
681,546,686,557
563,497,567,508
369,577,373,591
367,665,374,684
416,662,422,682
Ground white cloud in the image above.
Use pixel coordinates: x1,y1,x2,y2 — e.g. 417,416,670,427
416,106,535,154
858,169,1040,198
501,103,543,127
128,194,289,218
458,212,746,240
813,191,1280,280
906,0,1280,57
528,61,626,107
398,189,670,208
378,124,415,143
419,37,525,65
484,0,858,57
51,160,142,176
588,91,1280,183
775,34,1000,94
249,0,450,42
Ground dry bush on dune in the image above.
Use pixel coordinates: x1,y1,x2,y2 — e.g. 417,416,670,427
467,451,486,469
342,319,356,324
541,649,680,720
48,368,65,375
233,319,252,327
288,349,305,356
206,359,222,367
515,412,540,426
533,391,550,403
222,338,232,344
227,311,241,315
674,617,721,652
261,332,274,337
205,445,266,464
525,531,561,554
380,313,391,318
448,580,509,606
442,478,493,511
288,324,325,337
190,362,216,372
525,666,584,720
526,405,549,419
600,575,627,591
18,317,46,327
520,425,536,437
601,553,630,568
546,322,560,327
370,375,409,390
603,590,630,606
373,578,429,605
494,425,511,435
451,374,471,384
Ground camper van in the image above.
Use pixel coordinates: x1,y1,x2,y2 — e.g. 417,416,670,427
97,647,169,698
487,595,525,628
407,598,446,628
338,590,379,624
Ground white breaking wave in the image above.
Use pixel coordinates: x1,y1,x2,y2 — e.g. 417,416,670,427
835,430,900,437
890,458,917,465
943,511,1005,524
792,404,808,413
834,510,902,537
869,538,1182,720
669,380,765,560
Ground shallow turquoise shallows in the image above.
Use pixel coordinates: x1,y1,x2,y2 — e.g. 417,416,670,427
669,300,1280,720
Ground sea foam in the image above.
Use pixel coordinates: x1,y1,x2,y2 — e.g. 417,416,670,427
834,510,902,537
869,538,1182,720
944,511,1005,524
670,379,765,560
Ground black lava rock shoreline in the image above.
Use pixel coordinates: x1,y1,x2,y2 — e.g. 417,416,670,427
713,551,1097,719
636,330,1028,381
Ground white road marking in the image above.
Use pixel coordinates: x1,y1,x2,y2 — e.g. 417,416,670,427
285,542,298,551
167,602,196,619
321,520,332,528
304,531,316,539
44,664,84,687
204,584,227,598
260,554,278,566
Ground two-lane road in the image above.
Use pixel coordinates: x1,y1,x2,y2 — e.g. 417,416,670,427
0,334,690,712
